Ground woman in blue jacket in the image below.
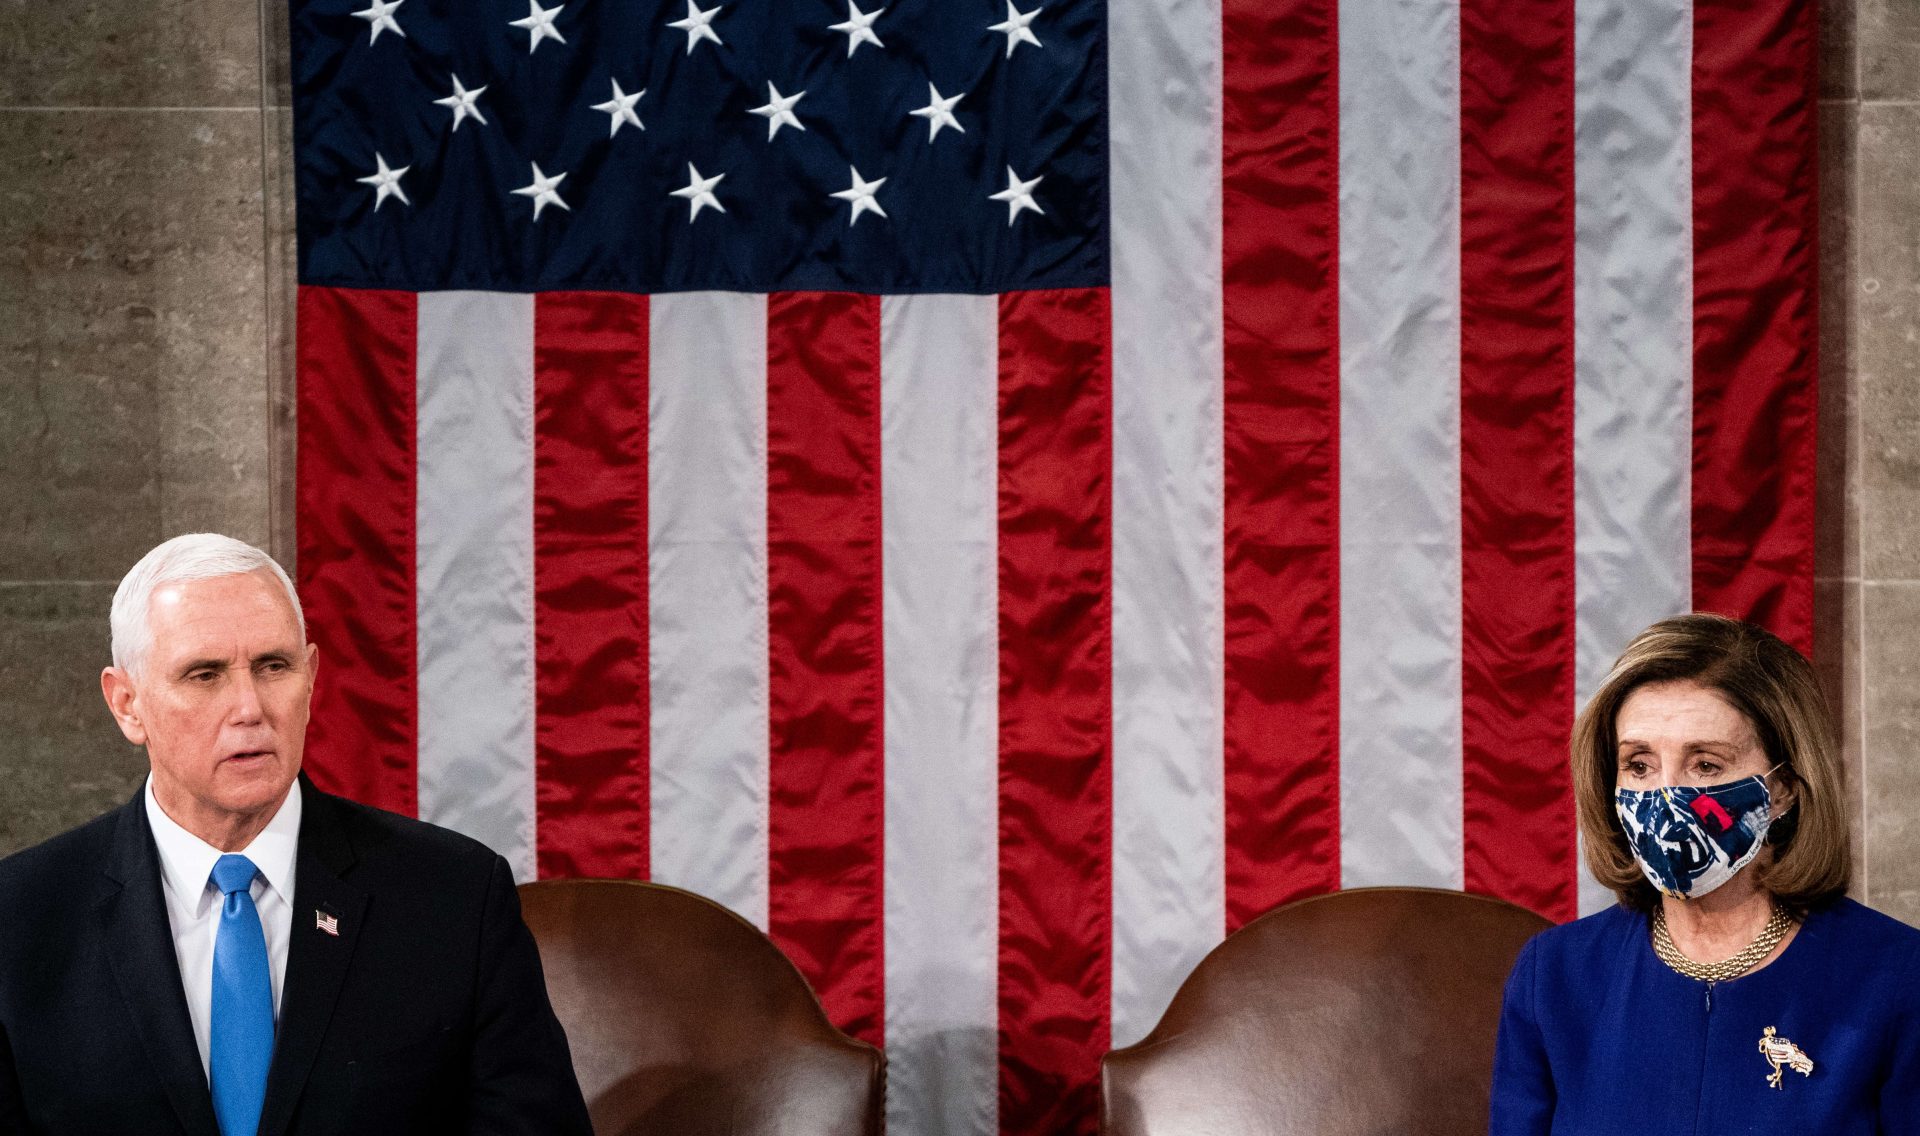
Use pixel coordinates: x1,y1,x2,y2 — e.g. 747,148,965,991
1490,613,1920,1134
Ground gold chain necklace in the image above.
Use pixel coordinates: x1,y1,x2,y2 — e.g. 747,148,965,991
1650,903,1797,983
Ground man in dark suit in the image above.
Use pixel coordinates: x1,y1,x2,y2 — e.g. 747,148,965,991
0,534,593,1135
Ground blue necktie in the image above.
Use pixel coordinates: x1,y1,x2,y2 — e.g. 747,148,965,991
209,854,274,1136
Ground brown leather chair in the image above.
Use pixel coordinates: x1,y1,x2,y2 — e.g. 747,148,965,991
1101,886,1551,1136
519,879,884,1136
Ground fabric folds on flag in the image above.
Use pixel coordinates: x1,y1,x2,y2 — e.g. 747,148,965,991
290,0,1818,1132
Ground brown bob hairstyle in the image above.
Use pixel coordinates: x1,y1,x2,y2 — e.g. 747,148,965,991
1573,613,1851,912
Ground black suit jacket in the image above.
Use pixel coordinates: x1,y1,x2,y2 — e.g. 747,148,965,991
0,776,593,1135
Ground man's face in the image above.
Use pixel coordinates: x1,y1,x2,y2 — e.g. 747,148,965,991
102,569,316,840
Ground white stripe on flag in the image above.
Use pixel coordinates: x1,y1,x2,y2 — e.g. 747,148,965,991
1337,0,1463,890
880,294,1000,1136
1107,0,1226,1050
1573,0,1695,915
648,291,772,928
414,290,538,882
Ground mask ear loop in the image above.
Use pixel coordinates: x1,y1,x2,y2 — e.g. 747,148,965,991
1762,762,1800,843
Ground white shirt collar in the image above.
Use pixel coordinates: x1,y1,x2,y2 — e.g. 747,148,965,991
144,775,302,918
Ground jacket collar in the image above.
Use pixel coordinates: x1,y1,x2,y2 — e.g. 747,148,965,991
100,784,220,1136
258,774,369,1136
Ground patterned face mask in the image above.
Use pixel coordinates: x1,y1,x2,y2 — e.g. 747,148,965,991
1614,766,1782,899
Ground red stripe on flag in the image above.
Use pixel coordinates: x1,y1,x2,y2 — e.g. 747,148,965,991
1690,0,1819,655
532,293,651,880
765,291,886,1044
1459,0,1578,922
1221,0,1342,930
996,287,1112,1136
295,285,418,816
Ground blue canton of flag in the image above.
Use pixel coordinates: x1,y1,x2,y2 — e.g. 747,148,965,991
292,0,1108,294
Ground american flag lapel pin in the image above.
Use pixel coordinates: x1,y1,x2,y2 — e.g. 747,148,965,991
315,909,340,936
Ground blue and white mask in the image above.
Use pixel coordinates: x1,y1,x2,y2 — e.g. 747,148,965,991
1615,770,1780,899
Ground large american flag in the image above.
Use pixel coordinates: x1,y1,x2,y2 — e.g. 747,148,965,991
288,0,1817,1131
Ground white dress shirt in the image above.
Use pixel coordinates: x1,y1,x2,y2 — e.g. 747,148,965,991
144,776,301,1080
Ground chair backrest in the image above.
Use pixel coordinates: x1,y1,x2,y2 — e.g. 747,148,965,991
519,879,884,1136
1101,886,1551,1136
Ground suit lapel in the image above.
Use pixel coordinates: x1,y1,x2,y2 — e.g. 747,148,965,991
258,781,367,1136
99,792,221,1136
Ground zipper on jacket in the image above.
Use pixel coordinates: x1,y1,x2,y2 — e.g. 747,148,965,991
1692,980,1716,1136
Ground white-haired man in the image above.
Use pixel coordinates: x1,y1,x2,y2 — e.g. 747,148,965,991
0,534,591,1135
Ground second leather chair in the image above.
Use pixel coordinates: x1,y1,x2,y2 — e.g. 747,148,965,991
1102,886,1549,1136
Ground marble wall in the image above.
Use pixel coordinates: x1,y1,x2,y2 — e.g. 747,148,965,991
1820,0,1920,925
0,1,1914,926
0,0,293,848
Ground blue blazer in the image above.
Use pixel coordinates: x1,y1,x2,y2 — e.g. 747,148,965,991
1491,896,1920,1135
0,776,592,1135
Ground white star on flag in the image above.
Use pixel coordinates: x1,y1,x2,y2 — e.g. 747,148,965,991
829,1,885,58
512,162,571,220
592,79,646,137
433,74,489,132
749,83,807,140
352,0,406,44
909,83,965,142
509,0,566,54
667,1,724,54
356,153,411,211
670,163,727,221
987,1,1042,58
988,165,1044,224
830,166,889,226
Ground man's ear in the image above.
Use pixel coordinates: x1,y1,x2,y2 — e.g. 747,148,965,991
101,667,148,747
